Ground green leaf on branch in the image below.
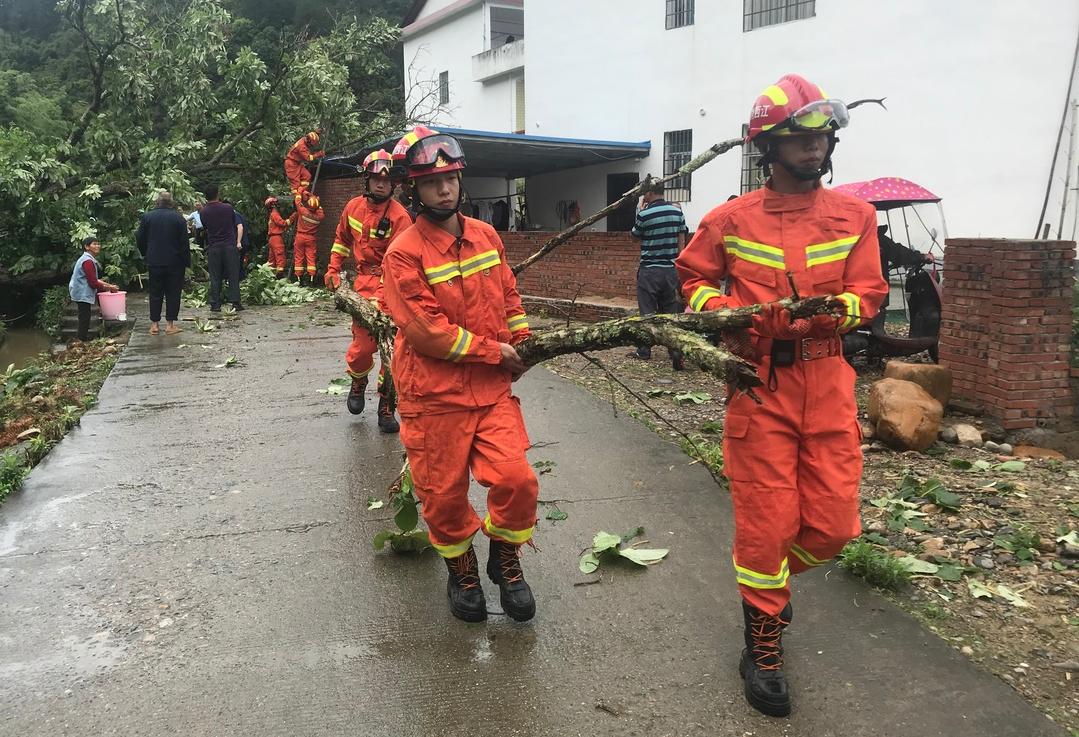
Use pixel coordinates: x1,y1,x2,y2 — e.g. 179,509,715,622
580,527,669,574
394,500,419,533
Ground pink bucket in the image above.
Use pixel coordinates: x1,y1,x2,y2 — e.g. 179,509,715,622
98,291,127,320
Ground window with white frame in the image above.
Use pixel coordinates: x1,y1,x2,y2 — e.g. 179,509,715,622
666,0,694,29
664,129,692,202
743,0,815,32
491,6,524,47
438,71,449,105
740,125,763,194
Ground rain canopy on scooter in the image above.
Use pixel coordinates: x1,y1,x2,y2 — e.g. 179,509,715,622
831,177,939,210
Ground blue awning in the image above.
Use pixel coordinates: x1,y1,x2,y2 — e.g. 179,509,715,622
321,127,651,180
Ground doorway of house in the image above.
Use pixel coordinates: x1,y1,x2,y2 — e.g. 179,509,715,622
606,173,640,232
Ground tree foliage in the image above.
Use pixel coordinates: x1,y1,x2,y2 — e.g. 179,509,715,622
0,0,410,290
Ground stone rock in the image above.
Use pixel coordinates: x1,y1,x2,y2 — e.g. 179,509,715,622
961,646,974,656
867,379,944,453
998,443,1013,455
940,426,958,444
860,422,875,440
953,423,983,448
976,557,995,570
1060,543,1079,559
884,361,953,408
1012,446,1066,461
983,424,1008,443
947,398,984,416
984,441,1001,453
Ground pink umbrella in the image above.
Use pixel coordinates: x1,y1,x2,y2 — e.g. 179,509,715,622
831,177,940,210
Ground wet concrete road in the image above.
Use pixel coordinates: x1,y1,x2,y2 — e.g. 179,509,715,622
0,302,1067,737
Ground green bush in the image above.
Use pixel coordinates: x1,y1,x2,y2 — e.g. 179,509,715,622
0,451,29,503
36,285,68,339
838,539,912,590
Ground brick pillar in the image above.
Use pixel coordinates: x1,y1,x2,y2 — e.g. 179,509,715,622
939,238,1076,430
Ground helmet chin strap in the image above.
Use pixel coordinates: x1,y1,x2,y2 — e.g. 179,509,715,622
364,174,392,203
759,133,838,183
414,174,463,221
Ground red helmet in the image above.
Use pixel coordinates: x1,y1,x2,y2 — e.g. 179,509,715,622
745,74,849,144
392,125,438,161
395,127,466,180
264,196,278,208
305,130,322,148
361,150,393,176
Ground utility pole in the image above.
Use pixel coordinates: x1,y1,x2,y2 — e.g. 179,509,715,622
1058,99,1077,239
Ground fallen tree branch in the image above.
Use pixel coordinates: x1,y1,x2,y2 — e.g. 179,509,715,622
335,280,841,394
511,136,743,275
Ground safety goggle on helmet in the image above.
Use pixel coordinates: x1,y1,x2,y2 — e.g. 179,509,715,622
404,133,466,177
773,98,850,136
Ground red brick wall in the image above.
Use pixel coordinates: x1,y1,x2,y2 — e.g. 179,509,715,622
502,231,640,303
313,178,365,268
939,238,1076,430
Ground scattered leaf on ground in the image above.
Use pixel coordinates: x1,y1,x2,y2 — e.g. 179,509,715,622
532,459,557,475
968,579,994,600
366,497,384,510
674,391,711,405
896,556,940,575
995,461,1026,473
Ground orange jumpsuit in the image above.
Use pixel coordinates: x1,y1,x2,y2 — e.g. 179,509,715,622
293,200,324,277
675,184,887,616
284,138,323,197
329,195,413,387
381,215,536,558
266,208,295,275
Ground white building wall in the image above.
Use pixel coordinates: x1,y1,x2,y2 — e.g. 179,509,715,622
521,0,1079,238
403,2,519,132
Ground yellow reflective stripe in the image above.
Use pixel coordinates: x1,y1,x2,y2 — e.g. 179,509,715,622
762,84,789,106
507,314,529,332
425,260,462,285
806,235,859,268
433,533,476,559
690,285,723,312
301,216,319,225
733,556,790,590
837,291,862,330
724,235,786,269
459,249,501,277
369,225,393,240
331,243,350,257
790,544,828,567
347,366,373,379
446,327,474,361
483,514,533,544
348,215,364,234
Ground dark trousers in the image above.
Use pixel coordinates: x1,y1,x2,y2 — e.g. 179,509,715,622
148,265,184,322
76,301,92,341
636,266,683,361
207,244,242,308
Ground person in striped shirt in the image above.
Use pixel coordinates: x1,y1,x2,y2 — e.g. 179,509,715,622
630,180,688,369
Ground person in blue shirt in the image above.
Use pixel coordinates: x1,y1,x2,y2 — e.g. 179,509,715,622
68,237,119,341
630,180,688,369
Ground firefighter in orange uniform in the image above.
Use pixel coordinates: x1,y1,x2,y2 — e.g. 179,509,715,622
284,130,324,199
325,150,413,432
381,127,538,624
675,74,887,717
264,196,295,278
292,194,323,286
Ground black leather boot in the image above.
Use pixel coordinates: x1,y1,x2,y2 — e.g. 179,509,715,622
739,600,793,717
444,546,487,622
346,376,367,415
487,539,536,622
376,394,399,434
